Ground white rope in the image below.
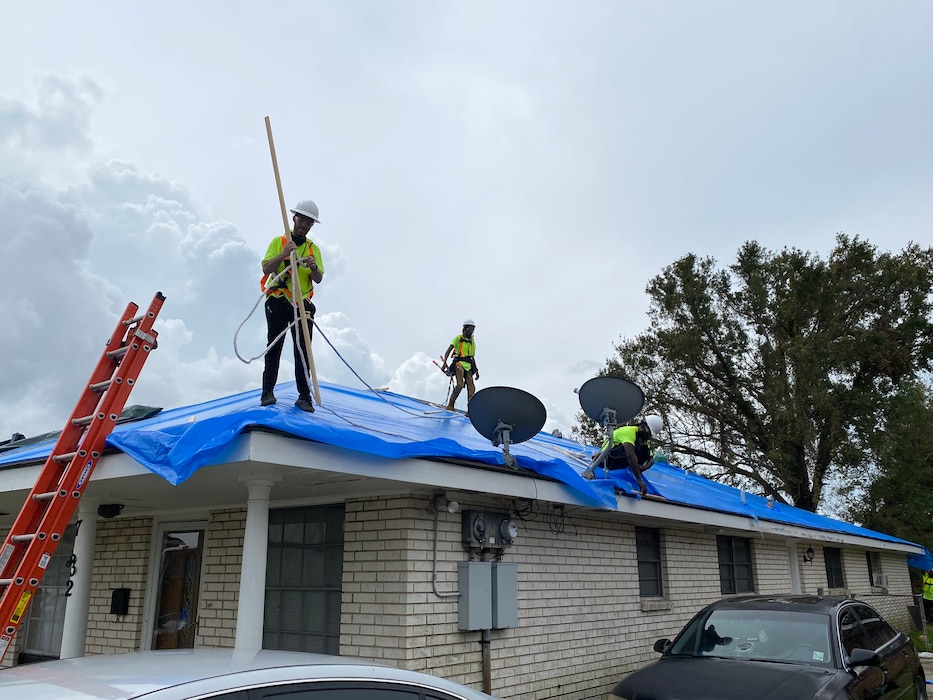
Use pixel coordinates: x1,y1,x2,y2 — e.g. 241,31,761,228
233,267,293,364
233,259,455,421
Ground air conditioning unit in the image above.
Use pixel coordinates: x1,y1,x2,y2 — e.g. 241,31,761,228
872,573,888,589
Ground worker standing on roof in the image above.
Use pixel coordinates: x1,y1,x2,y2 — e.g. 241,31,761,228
259,200,324,413
923,570,933,622
441,320,479,413
595,415,663,496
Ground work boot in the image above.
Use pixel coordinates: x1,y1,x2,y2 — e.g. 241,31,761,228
295,397,315,413
260,392,277,406
445,403,455,412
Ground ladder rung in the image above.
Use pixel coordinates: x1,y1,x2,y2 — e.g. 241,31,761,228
0,579,11,587
11,534,35,544
53,452,77,464
72,415,93,428
33,492,55,502
89,380,112,393
106,346,128,361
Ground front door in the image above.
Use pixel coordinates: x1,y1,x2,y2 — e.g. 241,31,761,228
150,528,204,649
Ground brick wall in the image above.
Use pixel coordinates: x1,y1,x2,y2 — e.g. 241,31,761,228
196,508,246,648
85,516,152,655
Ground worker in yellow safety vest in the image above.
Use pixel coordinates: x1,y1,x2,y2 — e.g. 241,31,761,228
594,415,663,496
923,569,933,622
441,319,479,412
259,200,324,413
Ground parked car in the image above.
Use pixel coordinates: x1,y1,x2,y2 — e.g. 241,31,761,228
0,648,501,700
610,594,927,700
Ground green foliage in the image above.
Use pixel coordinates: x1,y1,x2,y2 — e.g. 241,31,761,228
845,380,933,552
578,235,933,512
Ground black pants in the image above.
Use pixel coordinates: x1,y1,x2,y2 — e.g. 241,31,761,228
262,295,316,399
605,444,651,470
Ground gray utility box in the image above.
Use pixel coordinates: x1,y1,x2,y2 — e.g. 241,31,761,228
457,561,518,630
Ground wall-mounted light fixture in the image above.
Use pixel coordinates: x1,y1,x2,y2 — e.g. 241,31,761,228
98,503,124,519
803,545,815,564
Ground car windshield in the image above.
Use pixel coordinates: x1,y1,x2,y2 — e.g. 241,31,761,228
669,609,833,667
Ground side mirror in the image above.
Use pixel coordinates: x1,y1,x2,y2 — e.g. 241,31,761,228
654,638,672,654
848,648,881,668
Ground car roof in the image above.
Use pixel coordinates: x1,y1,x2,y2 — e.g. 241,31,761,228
0,649,496,700
707,594,853,615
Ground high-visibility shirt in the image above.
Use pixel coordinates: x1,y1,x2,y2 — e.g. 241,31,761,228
923,573,933,601
261,234,324,300
602,425,638,450
602,425,651,464
449,335,476,372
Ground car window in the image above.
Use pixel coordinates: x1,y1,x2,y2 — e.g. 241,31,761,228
839,608,873,655
668,609,831,665
852,605,897,648
259,690,421,699
252,682,456,699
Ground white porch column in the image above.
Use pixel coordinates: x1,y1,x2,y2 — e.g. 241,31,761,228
234,477,279,650
787,540,803,594
60,500,99,658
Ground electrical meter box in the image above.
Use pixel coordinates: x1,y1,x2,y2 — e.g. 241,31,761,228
461,510,518,549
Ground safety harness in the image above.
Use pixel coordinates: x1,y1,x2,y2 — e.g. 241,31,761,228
260,235,317,300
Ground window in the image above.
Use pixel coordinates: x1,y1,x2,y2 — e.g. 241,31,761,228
839,608,872,655
866,551,883,587
19,523,77,663
717,536,754,595
635,527,663,597
854,605,896,648
265,504,344,654
824,547,845,588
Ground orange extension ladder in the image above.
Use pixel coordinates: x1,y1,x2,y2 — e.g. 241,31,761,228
0,292,165,663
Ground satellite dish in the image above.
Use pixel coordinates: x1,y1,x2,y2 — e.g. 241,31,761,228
578,376,645,426
468,387,547,468
578,376,645,480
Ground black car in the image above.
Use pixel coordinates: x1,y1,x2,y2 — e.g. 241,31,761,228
610,595,927,700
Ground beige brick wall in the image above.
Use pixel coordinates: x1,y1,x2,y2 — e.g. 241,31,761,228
85,516,152,655
197,509,246,648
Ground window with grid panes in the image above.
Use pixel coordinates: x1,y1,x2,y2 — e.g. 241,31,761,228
716,535,754,594
824,547,845,588
264,504,344,654
635,526,663,597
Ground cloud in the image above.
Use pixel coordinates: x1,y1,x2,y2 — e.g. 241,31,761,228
0,74,102,152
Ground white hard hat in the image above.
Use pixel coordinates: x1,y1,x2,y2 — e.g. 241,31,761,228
290,200,320,223
643,415,663,438
462,319,476,327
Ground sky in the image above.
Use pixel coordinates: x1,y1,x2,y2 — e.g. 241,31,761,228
1,0,931,444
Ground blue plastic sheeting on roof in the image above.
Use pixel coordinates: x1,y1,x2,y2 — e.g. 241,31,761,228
1,380,928,565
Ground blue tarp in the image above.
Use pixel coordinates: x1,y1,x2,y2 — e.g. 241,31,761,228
1,380,929,564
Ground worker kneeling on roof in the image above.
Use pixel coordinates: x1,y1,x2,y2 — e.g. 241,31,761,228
596,415,663,496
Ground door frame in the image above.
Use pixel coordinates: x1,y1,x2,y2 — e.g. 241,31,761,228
140,517,210,651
